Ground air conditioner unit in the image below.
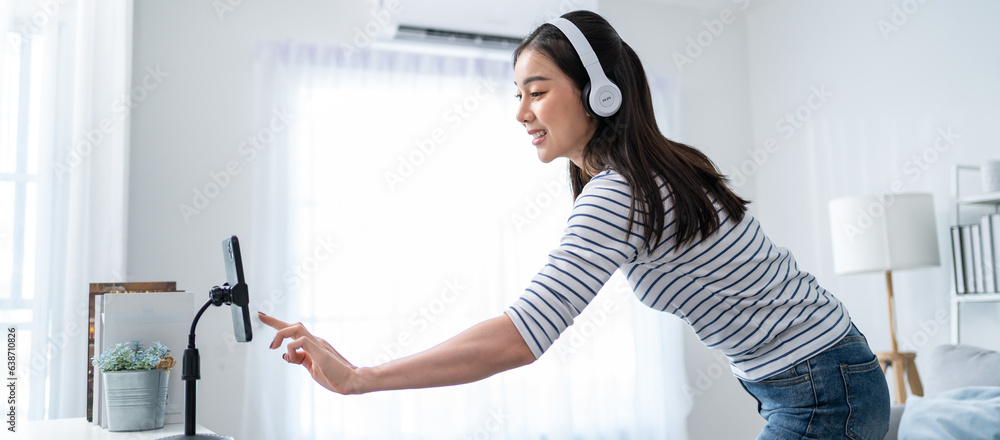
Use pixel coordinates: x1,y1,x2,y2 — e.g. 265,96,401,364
373,0,598,50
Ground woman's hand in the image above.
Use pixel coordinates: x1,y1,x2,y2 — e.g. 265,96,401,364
260,312,534,394
258,312,369,395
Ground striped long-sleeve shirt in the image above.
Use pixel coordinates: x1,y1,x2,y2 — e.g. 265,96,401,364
505,170,851,381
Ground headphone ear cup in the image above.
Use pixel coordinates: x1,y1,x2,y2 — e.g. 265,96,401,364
581,82,594,117
590,82,622,117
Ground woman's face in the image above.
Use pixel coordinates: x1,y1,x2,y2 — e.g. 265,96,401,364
514,49,598,167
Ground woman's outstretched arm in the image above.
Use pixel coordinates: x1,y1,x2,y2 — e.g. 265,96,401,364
259,312,535,395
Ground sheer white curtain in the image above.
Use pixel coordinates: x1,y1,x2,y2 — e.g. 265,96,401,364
242,41,688,440
0,0,131,420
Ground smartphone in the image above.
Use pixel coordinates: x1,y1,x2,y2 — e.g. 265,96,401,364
222,235,253,342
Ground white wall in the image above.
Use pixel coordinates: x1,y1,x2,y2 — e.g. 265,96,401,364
127,1,370,436
744,0,1000,392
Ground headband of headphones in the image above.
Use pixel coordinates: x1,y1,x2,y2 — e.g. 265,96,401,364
547,17,622,118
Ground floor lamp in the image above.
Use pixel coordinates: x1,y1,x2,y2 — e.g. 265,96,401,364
828,193,940,404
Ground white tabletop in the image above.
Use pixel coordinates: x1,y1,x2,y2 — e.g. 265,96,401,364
18,418,217,440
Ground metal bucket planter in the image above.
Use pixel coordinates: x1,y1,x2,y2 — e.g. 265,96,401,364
103,369,169,431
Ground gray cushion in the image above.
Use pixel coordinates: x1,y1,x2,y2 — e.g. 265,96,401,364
921,344,1000,396
885,404,905,440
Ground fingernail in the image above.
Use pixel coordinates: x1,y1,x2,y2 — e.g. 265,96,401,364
258,311,266,316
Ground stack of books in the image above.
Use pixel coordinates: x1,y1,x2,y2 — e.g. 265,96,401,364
950,214,1000,294
88,282,196,428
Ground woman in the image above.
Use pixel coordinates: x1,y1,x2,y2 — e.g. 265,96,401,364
259,10,890,439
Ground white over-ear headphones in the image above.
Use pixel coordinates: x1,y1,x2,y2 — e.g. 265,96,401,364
547,17,622,118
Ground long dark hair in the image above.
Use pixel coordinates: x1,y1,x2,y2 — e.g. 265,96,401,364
513,10,749,252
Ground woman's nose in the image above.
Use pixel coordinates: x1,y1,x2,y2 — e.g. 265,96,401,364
515,100,532,125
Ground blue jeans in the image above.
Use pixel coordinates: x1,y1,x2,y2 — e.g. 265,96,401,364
739,324,890,440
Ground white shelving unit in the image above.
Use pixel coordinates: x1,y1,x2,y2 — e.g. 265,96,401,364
950,164,1000,344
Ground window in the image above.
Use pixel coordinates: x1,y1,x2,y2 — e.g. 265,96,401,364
1,26,41,314
286,60,548,439
1,21,47,417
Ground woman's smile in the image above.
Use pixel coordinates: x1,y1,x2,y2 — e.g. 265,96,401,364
529,128,548,145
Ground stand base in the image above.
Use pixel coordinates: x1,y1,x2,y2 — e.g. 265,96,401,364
157,434,233,440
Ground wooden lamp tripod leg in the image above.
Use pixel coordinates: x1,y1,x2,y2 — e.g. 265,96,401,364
880,270,923,404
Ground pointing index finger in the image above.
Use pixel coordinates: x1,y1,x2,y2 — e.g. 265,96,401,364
258,311,291,330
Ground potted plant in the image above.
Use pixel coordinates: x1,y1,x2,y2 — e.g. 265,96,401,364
91,341,174,432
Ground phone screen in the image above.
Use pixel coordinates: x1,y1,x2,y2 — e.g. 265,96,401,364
223,235,253,342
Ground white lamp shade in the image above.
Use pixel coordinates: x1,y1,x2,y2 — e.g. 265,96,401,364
828,193,941,274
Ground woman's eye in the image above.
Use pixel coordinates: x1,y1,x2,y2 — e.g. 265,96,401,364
514,91,545,101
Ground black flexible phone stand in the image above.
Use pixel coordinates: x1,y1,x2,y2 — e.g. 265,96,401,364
158,283,245,440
